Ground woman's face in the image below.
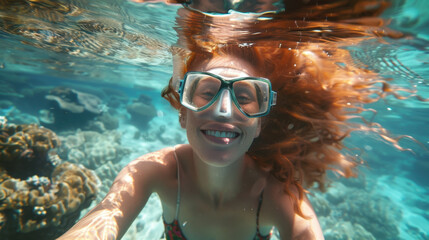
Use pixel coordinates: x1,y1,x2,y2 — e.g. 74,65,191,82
181,56,261,167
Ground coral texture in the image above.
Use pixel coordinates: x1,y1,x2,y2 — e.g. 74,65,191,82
310,181,402,240
322,219,376,240
58,129,130,201
41,87,104,131
0,124,60,179
338,192,401,239
126,94,157,129
0,123,99,239
59,130,130,170
45,87,103,115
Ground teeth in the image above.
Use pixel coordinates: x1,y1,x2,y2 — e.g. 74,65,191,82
205,130,238,138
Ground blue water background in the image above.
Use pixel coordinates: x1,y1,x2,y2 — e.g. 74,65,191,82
0,0,428,239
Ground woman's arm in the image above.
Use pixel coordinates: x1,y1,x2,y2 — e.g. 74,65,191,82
58,149,172,239
289,195,324,240
266,184,324,240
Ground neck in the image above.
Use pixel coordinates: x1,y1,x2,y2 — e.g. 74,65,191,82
192,152,246,208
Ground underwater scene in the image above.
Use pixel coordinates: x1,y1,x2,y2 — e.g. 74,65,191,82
0,0,428,239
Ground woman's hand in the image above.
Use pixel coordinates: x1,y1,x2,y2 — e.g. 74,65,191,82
58,149,173,239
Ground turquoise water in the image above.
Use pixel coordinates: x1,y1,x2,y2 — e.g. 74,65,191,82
1,0,428,239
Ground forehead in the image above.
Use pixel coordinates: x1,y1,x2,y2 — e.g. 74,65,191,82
189,55,257,77
206,68,250,79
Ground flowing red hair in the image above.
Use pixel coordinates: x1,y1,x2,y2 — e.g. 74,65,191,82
161,3,422,217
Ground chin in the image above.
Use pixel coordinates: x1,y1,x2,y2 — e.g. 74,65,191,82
196,147,245,167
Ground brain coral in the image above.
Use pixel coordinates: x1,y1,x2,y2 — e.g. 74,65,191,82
59,129,130,170
58,130,129,202
0,124,60,179
0,123,99,239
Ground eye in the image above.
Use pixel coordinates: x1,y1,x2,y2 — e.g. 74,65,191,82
234,84,257,105
236,93,253,104
192,77,220,104
199,89,217,99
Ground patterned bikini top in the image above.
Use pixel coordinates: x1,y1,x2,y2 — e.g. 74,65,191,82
163,148,272,240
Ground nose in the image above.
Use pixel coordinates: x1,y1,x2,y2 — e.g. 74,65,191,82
214,89,232,118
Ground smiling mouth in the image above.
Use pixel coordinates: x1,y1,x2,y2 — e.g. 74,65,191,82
201,130,240,142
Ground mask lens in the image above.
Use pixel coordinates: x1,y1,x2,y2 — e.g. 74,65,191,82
182,73,221,110
233,80,270,116
180,72,274,117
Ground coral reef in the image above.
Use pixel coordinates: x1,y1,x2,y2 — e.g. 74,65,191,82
0,162,99,239
59,130,131,170
338,192,401,239
94,112,119,130
58,129,130,211
41,87,104,131
92,160,123,203
58,129,133,203
139,124,186,145
102,87,130,109
309,181,402,240
127,94,157,129
0,122,99,239
45,87,103,115
0,124,59,179
83,112,120,133
2,107,40,126
321,218,376,240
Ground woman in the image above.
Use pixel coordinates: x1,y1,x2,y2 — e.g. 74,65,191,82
59,2,416,239
58,43,328,239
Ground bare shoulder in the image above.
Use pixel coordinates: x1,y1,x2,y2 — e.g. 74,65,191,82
260,177,294,238
130,145,178,170
133,146,176,165
291,193,324,240
261,178,324,240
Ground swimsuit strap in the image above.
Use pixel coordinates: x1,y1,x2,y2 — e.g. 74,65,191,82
173,146,181,220
256,190,265,233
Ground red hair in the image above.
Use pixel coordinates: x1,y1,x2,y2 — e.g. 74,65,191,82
161,4,422,217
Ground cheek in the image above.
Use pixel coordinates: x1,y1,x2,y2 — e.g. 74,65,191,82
184,111,195,129
179,111,186,129
184,110,203,132
255,118,261,137
250,121,260,138
242,119,261,140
